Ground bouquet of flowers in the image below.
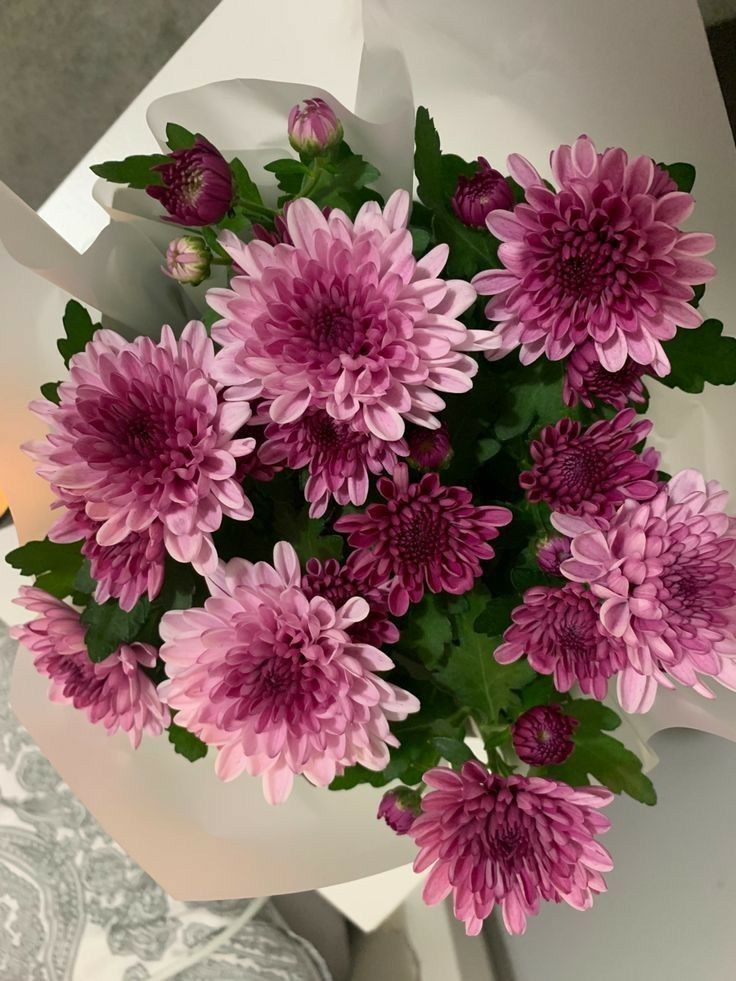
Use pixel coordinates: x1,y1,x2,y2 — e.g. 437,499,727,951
7,93,736,937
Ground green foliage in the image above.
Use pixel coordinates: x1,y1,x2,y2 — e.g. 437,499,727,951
58,300,100,368
492,357,570,442
395,594,453,669
168,721,208,761
432,736,475,767
473,594,518,635
165,122,196,150
40,382,61,404
535,699,657,805
80,595,151,663
659,320,736,393
264,143,381,216
6,538,83,600
230,157,263,206
264,158,309,195
90,153,169,189
659,161,696,193
273,505,343,565
435,587,534,726
414,108,499,278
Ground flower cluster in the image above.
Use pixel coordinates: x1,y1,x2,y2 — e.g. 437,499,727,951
10,97,734,942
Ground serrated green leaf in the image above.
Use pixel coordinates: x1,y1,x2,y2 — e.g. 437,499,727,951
58,300,100,368
80,595,151,663
536,699,657,805
90,153,169,189
414,107,444,210
396,594,452,669
433,736,475,767
493,358,570,442
264,157,309,196
166,122,196,150
40,382,61,405
691,282,706,308
435,587,535,725
73,559,96,597
6,538,83,600
168,722,208,761
659,319,736,394
660,161,696,193
473,595,517,636
273,507,343,565
230,157,263,206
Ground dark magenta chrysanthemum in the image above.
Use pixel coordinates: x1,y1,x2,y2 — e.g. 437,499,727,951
495,583,627,699
451,157,513,228
520,408,660,520
335,464,512,616
472,136,715,374
511,704,578,766
564,341,647,410
411,763,613,935
147,136,233,226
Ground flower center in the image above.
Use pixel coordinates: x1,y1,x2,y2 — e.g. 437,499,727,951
304,413,349,451
395,508,444,563
550,223,619,300
490,824,528,863
310,304,366,356
557,444,605,497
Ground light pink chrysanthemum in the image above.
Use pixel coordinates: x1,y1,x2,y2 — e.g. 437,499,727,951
301,554,399,648
208,190,496,441
558,469,736,713
259,408,408,517
335,464,512,616
520,409,660,521
472,135,715,375
411,763,613,936
26,322,255,576
158,542,419,804
495,583,627,699
564,341,647,410
11,587,168,747
50,499,165,612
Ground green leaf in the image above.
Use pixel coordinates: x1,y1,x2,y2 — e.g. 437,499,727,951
660,161,696,193
40,381,61,405
90,153,169,189
72,559,96,597
168,722,208,761
473,595,518,636
273,506,343,565
58,300,101,368
691,282,706,308
659,320,736,394
80,595,151,663
264,157,309,196
536,699,657,805
493,358,570,441
414,107,444,210
435,587,535,725
166,122,196,150
6,538,83,599
230,157,263,206
433,736,475,767
409,226,431,257
432,210,499,279
396,594,453,669
477,437,501,464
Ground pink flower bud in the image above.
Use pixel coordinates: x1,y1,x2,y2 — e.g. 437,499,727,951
288,98,343,155
147,137,233,226
406,423,453,471
377,788,421,835
451,158,514,228
535,535,572,576
511,705,578,767
162,235,211,286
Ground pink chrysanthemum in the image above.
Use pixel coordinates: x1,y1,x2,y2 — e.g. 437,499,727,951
51,501,165,612
535,535,571,576
558,469,736,713
495,583,627,699
208,190,496,441
411,763,613,935
259,408,408,517
520,409,660,520
511,704,578,766
564,341,648,410
335,464,512,616
472,135,716,374
406,422,453,471
11,587,168,747
158,542,419,804
26,322,255,576
301,554,399,648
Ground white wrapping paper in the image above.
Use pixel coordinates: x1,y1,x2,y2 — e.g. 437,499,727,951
1,0,735,898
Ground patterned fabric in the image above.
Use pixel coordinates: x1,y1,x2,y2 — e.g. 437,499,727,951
0,624,331,981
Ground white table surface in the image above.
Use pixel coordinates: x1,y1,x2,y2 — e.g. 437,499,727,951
7,0,736,970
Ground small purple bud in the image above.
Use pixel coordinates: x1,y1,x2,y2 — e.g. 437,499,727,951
511,705,578,767
377,787,421,836
536,536,572,577
147,136,234,226
451,157,514,228
288,98,343,156
162,235,212,285
407,423,453,472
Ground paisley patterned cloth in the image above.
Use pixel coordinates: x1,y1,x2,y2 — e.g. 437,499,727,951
0,624,331,981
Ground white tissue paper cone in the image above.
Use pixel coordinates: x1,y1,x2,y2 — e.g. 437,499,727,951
2,0,736,899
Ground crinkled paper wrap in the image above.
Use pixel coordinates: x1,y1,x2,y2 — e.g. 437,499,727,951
1,0,735,898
